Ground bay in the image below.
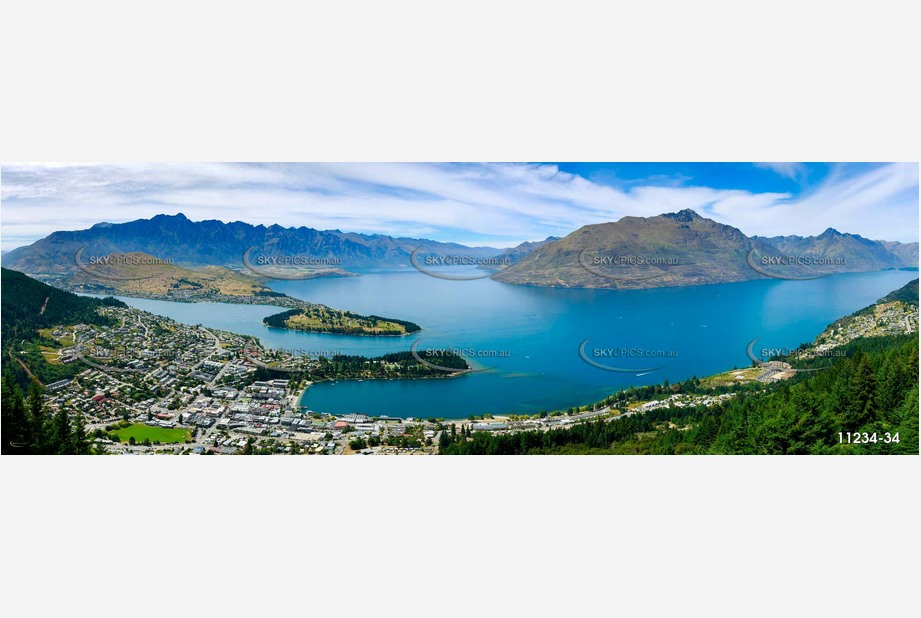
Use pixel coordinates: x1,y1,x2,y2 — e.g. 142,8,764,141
107,268,918,418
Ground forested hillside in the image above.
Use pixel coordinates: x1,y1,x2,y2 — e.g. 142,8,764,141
2,267,124,344
1,373,92,455
880,278,919,305
440,334,918,454
1,267,125,386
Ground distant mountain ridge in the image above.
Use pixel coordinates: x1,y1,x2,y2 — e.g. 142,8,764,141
477,236,561,271
2,213,502,276
753,229,919,272
4,211,917,291
492,209,918,289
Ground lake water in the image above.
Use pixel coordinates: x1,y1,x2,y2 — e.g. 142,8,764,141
110,269,918,418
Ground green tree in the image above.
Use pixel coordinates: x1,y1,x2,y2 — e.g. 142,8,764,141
845,352,878,431
27,381,48,452
71,412,90,454
52,408,73,454
1,370,28,454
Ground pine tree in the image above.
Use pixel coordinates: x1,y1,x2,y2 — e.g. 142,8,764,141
891,384,919,455
52,408,73,455
438,429,450,451
72,412,90,455
1,370,28,454
26,381,48,453
845,353,877,431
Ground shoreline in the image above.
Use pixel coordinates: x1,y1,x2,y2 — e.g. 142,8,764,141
263,323,418,338
493,266,920,292
72,272,918,421
71,288,421,338
297,368,474,412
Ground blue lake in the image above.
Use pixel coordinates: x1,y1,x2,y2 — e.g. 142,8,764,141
110,268,918,418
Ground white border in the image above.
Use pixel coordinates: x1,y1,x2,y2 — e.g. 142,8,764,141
1,1,919,616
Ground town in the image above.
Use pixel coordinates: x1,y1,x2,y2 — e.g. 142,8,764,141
35,305,748,455
34,305,447,454
34,292,920,455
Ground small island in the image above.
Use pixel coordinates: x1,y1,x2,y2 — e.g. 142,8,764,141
263,307,421,336
255,349,469,381
49,250,424,336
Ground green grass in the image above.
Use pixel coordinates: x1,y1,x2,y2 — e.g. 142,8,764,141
37,327,76,347
111,423,191,444
698,366,761,388
40,346,62,364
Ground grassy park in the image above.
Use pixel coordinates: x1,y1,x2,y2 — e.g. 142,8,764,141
111,423,191,444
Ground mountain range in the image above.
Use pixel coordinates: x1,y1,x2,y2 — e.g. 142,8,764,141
477,236,561,271
753,229,919,271
492,209,918,289
1,213,500,276
3,211,917,291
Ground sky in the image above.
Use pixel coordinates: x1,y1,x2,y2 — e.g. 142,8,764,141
0,162,918,252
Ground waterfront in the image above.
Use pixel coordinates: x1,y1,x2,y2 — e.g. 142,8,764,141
110,268,919,418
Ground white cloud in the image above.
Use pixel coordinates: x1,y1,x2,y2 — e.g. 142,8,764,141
754,162,806,182
1,162,917,252
715,163,918,240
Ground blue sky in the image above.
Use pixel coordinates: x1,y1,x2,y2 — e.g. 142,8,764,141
1,162,917,251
